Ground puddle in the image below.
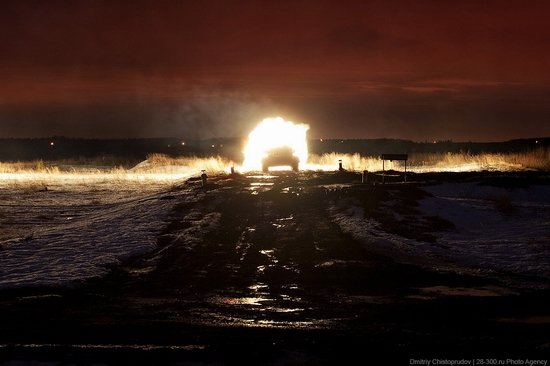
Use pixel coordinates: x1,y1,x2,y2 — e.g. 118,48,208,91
246,175,277,179
250,182,275,187
272,214,293,228
259,249,278,263
221,296,274,306
248,283,269,292
281,187,302,195
247,182,275,194
277,214,293,221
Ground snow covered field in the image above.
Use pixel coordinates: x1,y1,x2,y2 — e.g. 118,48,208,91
0,171,196,289
332,181,550,290
1,169,549,291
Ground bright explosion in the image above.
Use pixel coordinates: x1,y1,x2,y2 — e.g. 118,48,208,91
242,117,309,171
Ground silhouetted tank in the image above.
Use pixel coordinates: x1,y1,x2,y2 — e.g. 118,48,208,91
261,146,299,172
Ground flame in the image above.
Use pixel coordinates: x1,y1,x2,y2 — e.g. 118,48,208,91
242,117,309,171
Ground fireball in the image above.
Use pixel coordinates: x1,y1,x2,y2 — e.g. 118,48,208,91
242,117,309,171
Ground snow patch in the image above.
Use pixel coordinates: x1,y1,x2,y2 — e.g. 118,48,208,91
330,182,550,289
0,172,196,289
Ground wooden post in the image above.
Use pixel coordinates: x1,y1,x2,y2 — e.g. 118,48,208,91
201,170,207,186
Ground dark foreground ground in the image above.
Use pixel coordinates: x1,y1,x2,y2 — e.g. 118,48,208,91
1,170,549,365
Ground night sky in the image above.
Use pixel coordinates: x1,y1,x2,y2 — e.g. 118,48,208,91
1,0,549,141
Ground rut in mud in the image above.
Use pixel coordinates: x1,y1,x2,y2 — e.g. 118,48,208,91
105,171,431,330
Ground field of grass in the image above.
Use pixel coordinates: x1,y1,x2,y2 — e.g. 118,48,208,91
310,147,550,172
0,147,548,176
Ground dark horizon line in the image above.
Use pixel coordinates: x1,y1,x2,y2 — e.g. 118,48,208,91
1,136,549,144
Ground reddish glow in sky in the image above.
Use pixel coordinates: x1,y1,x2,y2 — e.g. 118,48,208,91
1,0,549,141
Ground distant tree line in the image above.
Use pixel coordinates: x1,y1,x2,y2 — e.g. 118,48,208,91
308,138,549,157
0,137,245,162
0,136,547,162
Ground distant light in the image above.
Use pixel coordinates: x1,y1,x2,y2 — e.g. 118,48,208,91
433,141,437,144
167,144,171,148
320,138,323,142
181,142,185,146
211,144,215,148
50,142,54,146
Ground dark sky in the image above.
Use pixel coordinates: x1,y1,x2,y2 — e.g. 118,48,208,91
1,0,550,141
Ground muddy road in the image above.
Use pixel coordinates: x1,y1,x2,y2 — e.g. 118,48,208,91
1,171,549,364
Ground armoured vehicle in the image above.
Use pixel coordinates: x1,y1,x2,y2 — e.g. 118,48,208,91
261,146,299,172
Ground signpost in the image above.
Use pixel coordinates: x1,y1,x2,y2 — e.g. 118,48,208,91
380,154,408,184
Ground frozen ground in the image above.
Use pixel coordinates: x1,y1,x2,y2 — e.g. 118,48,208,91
0,169,549,364
331,181,550,290
0,171,196,288
1,169,549,290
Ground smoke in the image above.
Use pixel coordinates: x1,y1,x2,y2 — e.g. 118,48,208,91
164,91,279,140
0,91,282,139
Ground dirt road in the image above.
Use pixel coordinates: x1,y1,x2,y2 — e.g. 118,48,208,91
1,171,549,364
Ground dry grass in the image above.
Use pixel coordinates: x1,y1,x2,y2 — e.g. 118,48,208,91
0,154,234,175
307,152,383,171
407,148,550,171
0,160,45,173
0,156,139,173
138,153,232,174
487,191,518,215
0,154,234,193
508,147,550,171
0,148,548,176
309,147,550,172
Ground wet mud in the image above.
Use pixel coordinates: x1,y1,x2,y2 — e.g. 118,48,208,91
1,171,549,364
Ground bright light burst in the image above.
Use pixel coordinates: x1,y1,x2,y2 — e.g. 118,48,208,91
242,117,309,171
